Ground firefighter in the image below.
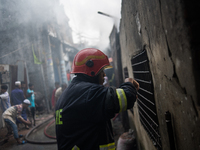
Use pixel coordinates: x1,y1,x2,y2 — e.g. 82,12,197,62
55,48,139,150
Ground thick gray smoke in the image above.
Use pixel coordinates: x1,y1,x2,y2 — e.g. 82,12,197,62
60,0,121,51
0,0,73,63
1,0,66,28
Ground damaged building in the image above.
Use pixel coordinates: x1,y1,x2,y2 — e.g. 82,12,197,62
119,0,200,150
0,0,77,128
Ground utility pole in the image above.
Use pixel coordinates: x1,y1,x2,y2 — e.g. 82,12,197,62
59,41,68,84
55,24,68,84
42,30,55,113
97,11,119,29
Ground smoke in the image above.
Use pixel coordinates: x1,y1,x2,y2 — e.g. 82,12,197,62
60,0,122,51
1,0,121,51
0,0,76,74
0,0,69,34
0,0,121,62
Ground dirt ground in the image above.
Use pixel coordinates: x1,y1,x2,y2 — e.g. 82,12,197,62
0,112,54,149
0,111,127,150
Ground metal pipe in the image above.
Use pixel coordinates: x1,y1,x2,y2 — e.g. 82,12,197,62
140,118,162,148
139,112,160,137
138,104,158,127
138,98,156,115
97,11,113,18
132,50,146,59
133,71,149,73
138,93,154,105
135,78,151,84
139,87,153,95
165,111,176,150
132,60,147,66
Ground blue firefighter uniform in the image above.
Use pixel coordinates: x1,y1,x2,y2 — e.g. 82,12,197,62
55,75,137,150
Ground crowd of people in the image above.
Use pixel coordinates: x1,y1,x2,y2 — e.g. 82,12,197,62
0,81,37,144
0,79,68,145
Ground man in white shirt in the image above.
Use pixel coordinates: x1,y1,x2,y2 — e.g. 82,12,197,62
0,84,11,112
3,99,31,144
55,83,67,103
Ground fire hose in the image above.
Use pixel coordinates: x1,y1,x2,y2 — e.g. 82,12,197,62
25,116,57,144
44,119,56,139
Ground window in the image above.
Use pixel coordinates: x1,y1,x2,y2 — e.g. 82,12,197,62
131,50,162,150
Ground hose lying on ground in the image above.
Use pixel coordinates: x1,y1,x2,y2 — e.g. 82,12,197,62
25,116,57,144
44,119,56,139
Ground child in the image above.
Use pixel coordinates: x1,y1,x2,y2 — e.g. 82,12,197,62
26,83,37,126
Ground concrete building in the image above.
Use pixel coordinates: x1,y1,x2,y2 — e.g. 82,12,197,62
109,25,123,87
0,0,75,117
120,0,200,150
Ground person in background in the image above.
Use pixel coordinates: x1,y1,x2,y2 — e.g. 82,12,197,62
11,81,28,129
0,84,11,112
21,81,32,125
11,81,24,105
103,76,109,87
51,82,60,110
67,70,71,83
26,83,37,126
55,83,67,103
21,81,27,99
3,99,31,144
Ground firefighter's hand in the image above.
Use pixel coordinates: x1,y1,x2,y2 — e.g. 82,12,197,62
125,78,139,91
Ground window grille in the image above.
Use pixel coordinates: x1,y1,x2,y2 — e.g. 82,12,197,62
131,50,162,150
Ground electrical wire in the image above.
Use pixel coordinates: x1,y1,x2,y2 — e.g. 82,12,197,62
0,42,32,59
0,41,42,59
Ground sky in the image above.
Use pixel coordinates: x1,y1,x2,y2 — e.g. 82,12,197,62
60,0,122,51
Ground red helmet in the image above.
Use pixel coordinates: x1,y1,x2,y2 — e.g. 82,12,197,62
71,48,111,77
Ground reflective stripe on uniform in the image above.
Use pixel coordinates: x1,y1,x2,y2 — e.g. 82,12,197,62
56,109,63,125
116,89,127,112
99,142,115,150
72,145,80,150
